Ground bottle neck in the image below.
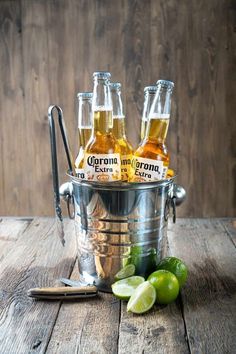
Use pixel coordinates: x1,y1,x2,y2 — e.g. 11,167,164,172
93,110,113,134
142,91,156,122
145,115,170,143
78,97,92,148
78,127,92,148
141,91,156,141
92,77,112,135
145,85,173,143
112,116,126,139
92,78,112,111
111,88,126,139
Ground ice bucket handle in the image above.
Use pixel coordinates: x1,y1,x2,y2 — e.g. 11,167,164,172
48,105,75,246
170,183,186,223
173,184,186,206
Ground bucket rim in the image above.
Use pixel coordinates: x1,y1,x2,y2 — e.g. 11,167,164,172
67,172,176,191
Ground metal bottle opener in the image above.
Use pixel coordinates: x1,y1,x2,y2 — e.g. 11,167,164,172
27,286,98,300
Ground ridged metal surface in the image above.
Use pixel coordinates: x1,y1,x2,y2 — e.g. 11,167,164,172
71,177,175,292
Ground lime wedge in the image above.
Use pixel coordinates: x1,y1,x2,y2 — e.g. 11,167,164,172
127,281,156,314
114,264,136,281
111,276,145,300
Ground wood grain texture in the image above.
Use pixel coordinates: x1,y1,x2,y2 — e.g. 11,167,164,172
0,217,236,353
0,1,27,214
174,1,236,218
0,217,31,262
167,219,236,354
0,0,235,217
46,266,120,354
0,217,76,354
118,301,189,354
220,218,236,246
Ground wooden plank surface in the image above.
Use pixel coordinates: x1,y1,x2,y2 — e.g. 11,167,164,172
46,267,120,354
220,218,236,247
0,217,236,353
0,217,32,262
175,0,236,218
0,217,76,354
167,219,236,354
0,0,236,217
21,0,52,216
0,1,26,215
118,301,189,354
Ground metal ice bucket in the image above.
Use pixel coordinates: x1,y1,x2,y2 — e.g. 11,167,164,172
48,105,186,292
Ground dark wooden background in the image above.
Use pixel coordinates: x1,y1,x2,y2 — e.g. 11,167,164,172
0,0,235,217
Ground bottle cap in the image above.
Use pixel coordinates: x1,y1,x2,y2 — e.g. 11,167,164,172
156,80,174,91
144,85,157,94
93,71,111,79
77,92,93,99
110,82,121,90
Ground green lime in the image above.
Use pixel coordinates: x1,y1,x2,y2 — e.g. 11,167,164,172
127,281,156,314
147,270,179,304
114,264,136,281
111,276,145,300
124,246,158,278
157,256,188,288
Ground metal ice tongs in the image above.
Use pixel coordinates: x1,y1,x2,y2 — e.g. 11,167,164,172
48,105,75,246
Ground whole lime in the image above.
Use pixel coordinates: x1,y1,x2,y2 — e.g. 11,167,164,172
157,257,188,288
124,246,158,278
147,270,179,304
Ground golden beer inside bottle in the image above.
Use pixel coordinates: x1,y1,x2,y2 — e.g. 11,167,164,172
112,116,133,181
148,118,169,142
140,120,148,141
112,116,125,137
75,127,92,171
138,116,170,162
78,127,92,148
94,110,113,133
131,116,170,182
85,110,120,154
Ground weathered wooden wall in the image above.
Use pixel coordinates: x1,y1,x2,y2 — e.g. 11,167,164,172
0,0,235,217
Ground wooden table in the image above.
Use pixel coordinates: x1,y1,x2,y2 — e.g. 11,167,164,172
0,217,235,354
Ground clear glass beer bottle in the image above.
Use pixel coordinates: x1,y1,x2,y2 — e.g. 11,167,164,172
131,80,174,182
110,82,133,181
84,72,121,181
140,85,157,142
75,92,93,179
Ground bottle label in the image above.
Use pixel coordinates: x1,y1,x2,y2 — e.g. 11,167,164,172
84,153,121,181
75,168,86,180
162,166,168,179
121,154,133,181
131,156,165,182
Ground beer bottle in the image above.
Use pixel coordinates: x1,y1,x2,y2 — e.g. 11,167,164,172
140,85,157,142
84,72,121,181
75,92,93,179
110,82,133,181
131,80,174,182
